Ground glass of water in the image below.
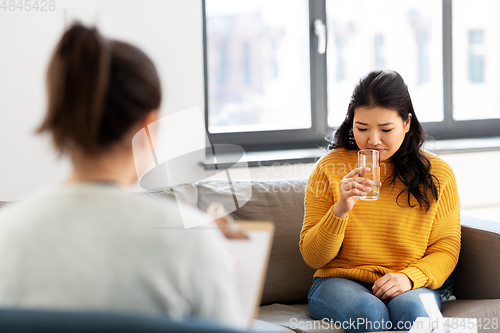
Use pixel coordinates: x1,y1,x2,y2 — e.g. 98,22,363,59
358,149,380,201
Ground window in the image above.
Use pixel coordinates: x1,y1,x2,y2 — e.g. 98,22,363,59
203,0,500,153
326,0,443,125
205,0,311,134
467,30,484,84
453,0,500,121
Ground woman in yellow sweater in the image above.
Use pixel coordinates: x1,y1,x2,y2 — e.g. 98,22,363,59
301,70,460,333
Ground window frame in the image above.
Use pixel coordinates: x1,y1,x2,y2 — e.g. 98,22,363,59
202,0,500,154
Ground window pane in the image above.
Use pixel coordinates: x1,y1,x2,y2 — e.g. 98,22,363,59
453,0,500,120
326,0,443,126
205,0,311,133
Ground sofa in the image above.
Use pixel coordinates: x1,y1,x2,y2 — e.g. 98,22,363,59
1,178,499,333
141,178,500,333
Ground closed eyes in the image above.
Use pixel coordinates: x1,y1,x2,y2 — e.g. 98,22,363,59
356,128,393,132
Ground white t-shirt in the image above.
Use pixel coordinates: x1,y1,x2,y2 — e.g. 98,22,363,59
0,183,244,329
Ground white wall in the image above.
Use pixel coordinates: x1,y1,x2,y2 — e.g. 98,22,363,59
0,0,208,200
1,1,499,223
0,3,68,201
439,150,500,222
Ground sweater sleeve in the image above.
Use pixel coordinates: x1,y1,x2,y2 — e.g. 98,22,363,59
299,162,349,270
400,168,461,289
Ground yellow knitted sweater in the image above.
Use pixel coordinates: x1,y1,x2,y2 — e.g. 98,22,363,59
300,148,461,289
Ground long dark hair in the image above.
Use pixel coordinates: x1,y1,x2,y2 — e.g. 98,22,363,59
329,70,439,211
38,23,161,155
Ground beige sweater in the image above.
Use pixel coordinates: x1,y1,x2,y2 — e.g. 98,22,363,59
0,183,244,328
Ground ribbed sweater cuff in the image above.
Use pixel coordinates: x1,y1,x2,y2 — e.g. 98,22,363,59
322,206,349,235
400,267,428,289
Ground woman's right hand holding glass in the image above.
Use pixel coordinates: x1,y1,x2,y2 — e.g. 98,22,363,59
332,167,373,219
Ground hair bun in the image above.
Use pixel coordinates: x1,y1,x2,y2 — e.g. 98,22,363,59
46,23,111,152
39,23,161,155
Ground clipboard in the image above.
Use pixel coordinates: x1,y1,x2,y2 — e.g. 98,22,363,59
229,221,274,328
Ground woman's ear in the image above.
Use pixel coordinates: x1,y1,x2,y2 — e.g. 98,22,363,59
128,109,161,185
404,113,412,134
127,109,160,150
141,109,161,146
141,109,160,128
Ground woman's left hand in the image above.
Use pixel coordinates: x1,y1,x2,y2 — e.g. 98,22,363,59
372,273,413,301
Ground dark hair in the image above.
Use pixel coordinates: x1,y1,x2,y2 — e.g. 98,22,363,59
329,69,439,210
37,23,161,155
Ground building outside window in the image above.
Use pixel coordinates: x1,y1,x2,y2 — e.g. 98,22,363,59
468,30,484,84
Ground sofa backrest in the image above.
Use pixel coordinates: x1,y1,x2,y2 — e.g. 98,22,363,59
2,183,499,304
0,180,316,305
138,183,199,208
196,179,316,305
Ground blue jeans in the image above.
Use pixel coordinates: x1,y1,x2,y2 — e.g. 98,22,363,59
308,277,441,333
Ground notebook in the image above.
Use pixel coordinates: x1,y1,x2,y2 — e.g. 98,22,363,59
228,221,275,328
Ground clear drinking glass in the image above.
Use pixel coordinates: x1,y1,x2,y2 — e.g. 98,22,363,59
358,149,380,201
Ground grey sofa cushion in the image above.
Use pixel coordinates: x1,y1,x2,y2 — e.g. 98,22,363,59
442,299,500,333
137,183,198,208
258,304,344,333
454,216,500,300
258,300,500,333
251,318,295,333
197,179,316,305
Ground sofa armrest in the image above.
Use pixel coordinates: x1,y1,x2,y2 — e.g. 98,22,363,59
453,216,500,300
0,308,251,333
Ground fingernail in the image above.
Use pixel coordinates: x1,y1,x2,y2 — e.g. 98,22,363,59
365,187,371,191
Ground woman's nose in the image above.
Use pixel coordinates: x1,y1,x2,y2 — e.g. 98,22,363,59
368,131,381,146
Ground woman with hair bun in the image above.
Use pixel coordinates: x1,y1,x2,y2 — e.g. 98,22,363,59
0,24,244,329
301,70,460,333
